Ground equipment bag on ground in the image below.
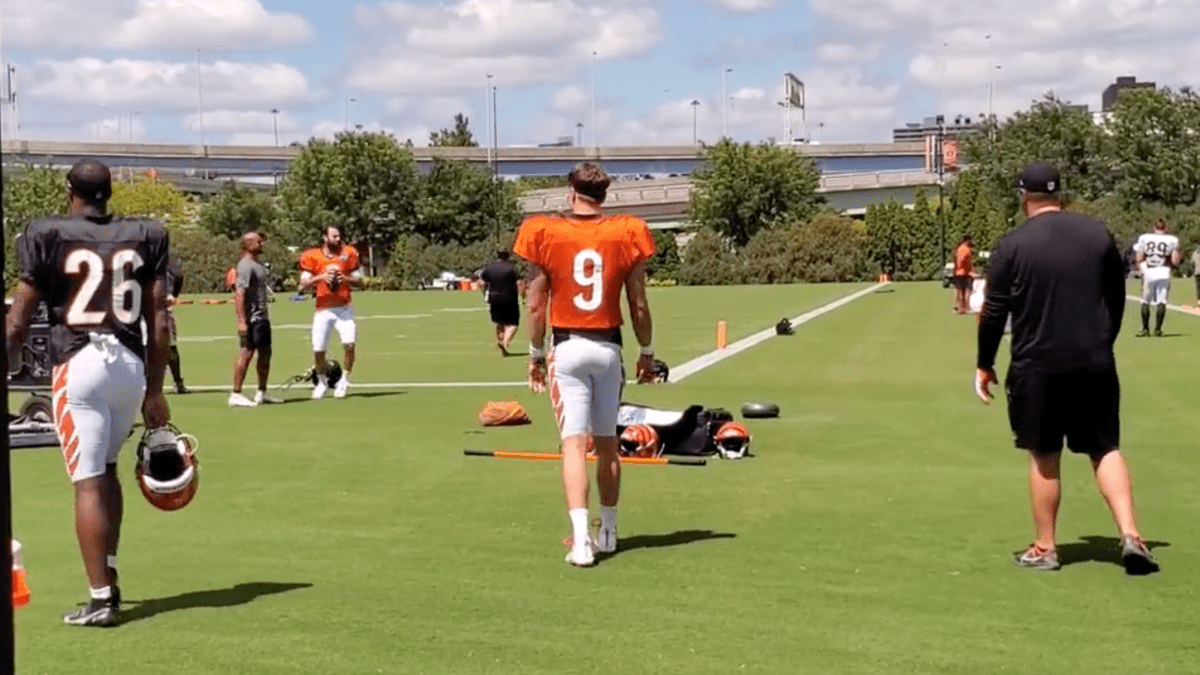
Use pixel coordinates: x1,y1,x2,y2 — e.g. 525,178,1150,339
616,402,733,456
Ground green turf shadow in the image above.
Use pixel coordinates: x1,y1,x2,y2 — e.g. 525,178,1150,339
118,582,313,624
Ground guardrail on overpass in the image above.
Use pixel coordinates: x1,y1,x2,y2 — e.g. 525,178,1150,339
518,170,943,215
0,139,929,178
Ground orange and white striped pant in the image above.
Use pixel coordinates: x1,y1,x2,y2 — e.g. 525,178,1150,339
548,336,624,440
52,336,145,483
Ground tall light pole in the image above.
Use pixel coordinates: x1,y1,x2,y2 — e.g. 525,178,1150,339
691,99,700,146
492,84,500,244
485,74,494,169
985,34,993,120
591,51,598,149
721,67,733,139
576,122,583,146
271,108,280,146
936,114,947,269
195,50,206,149
344,97,356,132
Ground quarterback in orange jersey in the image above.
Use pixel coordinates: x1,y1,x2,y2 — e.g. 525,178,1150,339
513,162,657,567
298,226,364,399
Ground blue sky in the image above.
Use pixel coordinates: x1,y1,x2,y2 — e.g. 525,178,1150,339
0,0,1195,148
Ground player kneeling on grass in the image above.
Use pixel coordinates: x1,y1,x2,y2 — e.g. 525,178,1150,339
299,226,364,399
516,162,658,567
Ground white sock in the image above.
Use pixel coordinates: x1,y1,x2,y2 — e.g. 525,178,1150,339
569,508,589,547
106,555,117,569
90,586,112,601
600,506,617,532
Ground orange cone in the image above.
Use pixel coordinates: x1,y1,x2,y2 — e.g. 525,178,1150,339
716,321,727,350
11,540,29,609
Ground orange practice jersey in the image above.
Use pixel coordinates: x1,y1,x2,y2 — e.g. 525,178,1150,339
513,214,656,330
954,244,973,276
299,245,361,309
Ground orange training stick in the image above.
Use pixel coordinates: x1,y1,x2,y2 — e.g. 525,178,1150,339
463,449,706,466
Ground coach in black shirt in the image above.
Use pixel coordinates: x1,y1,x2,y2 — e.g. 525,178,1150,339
975,162,1159,575
481,249,520,355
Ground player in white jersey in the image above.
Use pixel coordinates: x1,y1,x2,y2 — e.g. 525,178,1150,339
1134,219,1181,337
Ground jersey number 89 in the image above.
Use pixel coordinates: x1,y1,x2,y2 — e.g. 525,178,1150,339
65,249,145,326
573,249,604,311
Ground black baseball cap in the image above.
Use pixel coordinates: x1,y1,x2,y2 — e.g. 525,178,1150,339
1017,162,1061,194
67,160,113,203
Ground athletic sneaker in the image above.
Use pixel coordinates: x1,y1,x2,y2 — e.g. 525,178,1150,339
566,540,596,567
228,392,257,408
254,390,282,405
1121,535,1161,575
311,377,328,400
1136,329,1151,338
63,597,120,627
333,376,350,399
1013,544,1060,571
596,525,618,554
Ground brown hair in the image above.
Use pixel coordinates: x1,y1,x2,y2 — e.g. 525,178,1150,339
568,162,611,203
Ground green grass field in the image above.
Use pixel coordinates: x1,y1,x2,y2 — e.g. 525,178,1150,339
10,280,1200,674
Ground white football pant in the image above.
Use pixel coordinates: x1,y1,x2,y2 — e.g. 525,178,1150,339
312,306,357,352
548,337,624,440
52,336,146,483
1142,278,1170,305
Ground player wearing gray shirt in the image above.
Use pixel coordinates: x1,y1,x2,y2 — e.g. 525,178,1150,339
229,232,279,407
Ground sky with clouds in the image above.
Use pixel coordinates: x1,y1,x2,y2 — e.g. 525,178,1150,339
0,0,1192,148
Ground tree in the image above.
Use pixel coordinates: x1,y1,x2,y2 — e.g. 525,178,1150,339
646,231,681,281
962,92,1109,216
416,158,521,245
3,166,66,290
689,138,824,248
110,176,191,226
1105,87,1200,208
678,228,740,285
199,181,277,240
429,113,479,147
276,131,421,269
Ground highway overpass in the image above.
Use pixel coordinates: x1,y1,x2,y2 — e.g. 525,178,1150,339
518,170,945,226
0,139,929,180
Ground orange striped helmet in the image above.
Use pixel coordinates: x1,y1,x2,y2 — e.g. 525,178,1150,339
135,425,201,511
620,424,661,458
713,421,751,459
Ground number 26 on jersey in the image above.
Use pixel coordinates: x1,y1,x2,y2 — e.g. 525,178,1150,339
65,249,145,326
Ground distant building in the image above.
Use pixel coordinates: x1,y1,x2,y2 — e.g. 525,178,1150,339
1102,76,1156,112
892,116,981,143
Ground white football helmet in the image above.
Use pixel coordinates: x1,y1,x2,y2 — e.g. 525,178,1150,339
135,424,200,512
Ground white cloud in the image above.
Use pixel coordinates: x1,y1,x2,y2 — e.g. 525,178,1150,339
709,0,784,11
811,0,1200,123
346,0,662,94
29,58,312,112
0,0,312,51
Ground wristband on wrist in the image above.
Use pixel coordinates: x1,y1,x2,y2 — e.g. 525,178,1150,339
640,345,654,356
530,344,546,360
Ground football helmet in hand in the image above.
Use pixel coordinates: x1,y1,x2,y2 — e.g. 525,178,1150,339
135,424,200,511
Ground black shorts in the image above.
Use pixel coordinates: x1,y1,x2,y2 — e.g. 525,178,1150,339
489,299,519,326
954,275,972,291
239,320,272,352
1005,367,1120,458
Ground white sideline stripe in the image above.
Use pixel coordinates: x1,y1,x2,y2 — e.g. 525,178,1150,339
438,307,486,313
669,282,889,383
180,381,527,392
1125,295,1200,316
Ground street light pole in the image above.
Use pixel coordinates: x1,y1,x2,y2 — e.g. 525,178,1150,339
721,68,732,138
271,108,279,147
591,51,598,149
936,114,947,269
691,99,700,146
344,98,356,132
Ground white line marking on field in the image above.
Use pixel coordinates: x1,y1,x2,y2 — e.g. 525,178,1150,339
360,314,433,320
1125,295,1200,316
438,307,486,313
178,336,235,343
669,282,888,383
179,381,527,392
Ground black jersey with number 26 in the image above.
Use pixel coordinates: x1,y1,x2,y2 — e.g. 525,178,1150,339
18,215,170,366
